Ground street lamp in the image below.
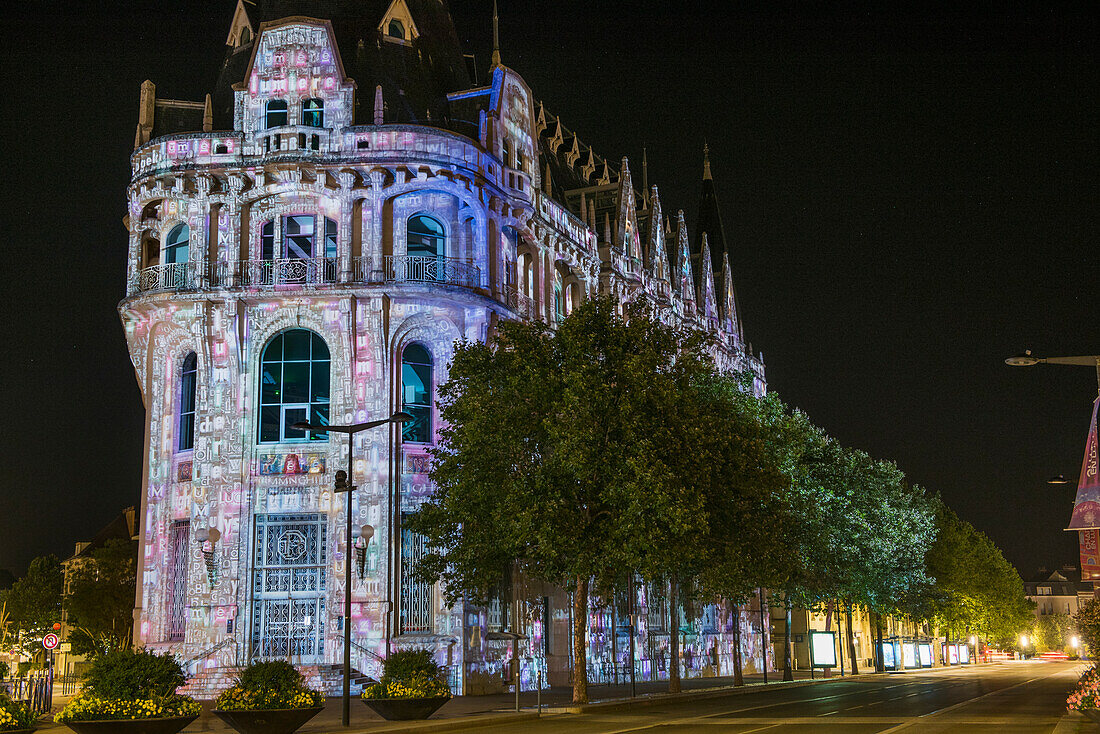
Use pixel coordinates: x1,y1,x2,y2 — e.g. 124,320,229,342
1048,474,1071,485
1005,350,1100,393
292,412,412,728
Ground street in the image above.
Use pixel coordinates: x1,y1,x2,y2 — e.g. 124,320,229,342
472,661,1089,734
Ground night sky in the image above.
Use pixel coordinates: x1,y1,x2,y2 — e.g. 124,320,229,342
1,2,1096,579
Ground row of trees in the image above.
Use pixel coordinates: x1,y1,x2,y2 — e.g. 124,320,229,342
410,297,1032,703
1,539,136,667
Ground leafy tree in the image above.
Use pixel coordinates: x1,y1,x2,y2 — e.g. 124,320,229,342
3,555,62,661
1075,597,1100,658
65,539,137,656
924,503,1033,645
1035,613,1072,652
409,297,717,703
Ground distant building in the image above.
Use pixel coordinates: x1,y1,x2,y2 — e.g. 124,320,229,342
1024,566,1094,620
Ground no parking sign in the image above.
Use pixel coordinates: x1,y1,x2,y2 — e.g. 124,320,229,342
42,633,59,650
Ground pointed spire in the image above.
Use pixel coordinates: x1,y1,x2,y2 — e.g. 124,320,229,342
543,161,552,196
491,0,502,67
374,85,384,125
703,141,712,180
202,93,213,133
588,199,596,231
603,212,612,245
579,192,588,224
642,146,650,208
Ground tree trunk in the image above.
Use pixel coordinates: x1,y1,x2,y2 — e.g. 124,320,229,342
874,613,884,672
572,575,589,704
845,601,859,675
732,603,744,686
783,596,794,681
668,577,681,693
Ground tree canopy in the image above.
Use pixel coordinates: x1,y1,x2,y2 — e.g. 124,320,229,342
65,539,138,657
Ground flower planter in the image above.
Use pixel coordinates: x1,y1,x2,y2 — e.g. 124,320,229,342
3,728,37,734
362,697,450,720
1083,708,1100,725
213,706,324,734
61,715,198,734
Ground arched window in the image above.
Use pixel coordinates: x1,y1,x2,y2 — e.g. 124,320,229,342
179,352,197,451
554,276,564,323
259,330,330,443
261,220,275,260
164,224,189,264
407,215,444,258
265,99,288,128
302,98,324,128
387,19,405,39
401,344,432,443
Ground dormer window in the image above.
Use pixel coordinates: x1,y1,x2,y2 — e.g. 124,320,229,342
238,26,251,46
302,99,324,128
387,19,405,40
265,99,288,128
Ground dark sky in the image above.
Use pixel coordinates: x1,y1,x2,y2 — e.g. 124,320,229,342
0,2,1096,579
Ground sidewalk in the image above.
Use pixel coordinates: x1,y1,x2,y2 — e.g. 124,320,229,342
32,667,869,732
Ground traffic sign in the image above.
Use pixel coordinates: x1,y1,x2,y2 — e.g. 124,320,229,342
59,642,72,653
42,633,59,650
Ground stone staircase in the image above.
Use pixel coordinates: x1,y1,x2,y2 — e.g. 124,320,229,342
178,664,378,700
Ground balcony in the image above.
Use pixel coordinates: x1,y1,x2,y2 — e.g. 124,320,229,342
131,255,482,295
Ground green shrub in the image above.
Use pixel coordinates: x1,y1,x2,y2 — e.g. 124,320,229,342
0,690,37,730
381,649,442,684
215,661,324,711
83,648,186,700
15,662,34,677
0,661,8,680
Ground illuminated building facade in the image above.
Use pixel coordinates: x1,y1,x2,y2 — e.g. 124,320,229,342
121,0,767,694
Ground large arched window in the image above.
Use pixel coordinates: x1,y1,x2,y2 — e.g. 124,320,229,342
259,330,330,443
164,224,189,264
179,352,197,451
407,215,444,258
401,344,432,443
301,98,324,128
265,99,288,128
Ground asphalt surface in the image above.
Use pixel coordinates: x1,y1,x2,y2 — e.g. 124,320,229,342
474,661,1092,734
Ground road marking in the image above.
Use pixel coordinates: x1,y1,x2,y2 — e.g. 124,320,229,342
874,669,1064,733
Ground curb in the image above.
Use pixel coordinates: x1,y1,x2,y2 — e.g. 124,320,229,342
337,711,540,734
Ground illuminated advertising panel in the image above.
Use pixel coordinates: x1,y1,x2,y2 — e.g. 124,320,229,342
810,630,837,668
947,644,959,664
959,644,971,664
881,641,897,670
902,642,918,669
918,643,933,668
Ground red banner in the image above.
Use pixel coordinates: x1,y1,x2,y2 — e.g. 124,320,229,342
1082,529,1100,581
1067,397,1100,530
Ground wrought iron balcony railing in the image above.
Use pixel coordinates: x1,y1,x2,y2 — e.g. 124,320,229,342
132,255,483,295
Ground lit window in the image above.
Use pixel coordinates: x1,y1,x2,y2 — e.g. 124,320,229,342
401,344,432,443
387,19,405,39
164,224,189,264
502,140,512,167
407,215,445,258
265,99,288,128
179,352,197,451
259,330,330,443
554,276,564,323
302,98,324,128
285,215,315,259
324,218,337,258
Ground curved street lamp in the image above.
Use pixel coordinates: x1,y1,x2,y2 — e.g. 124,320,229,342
292,411,412,728
1004,351,1100,393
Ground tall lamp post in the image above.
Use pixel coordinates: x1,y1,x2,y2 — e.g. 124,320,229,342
1005,351,1100,394
293,412,412,728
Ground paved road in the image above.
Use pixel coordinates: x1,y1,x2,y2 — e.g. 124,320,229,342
477,661,1091,733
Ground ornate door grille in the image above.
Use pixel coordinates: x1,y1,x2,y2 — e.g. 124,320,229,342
251,513,327,661
399,517,432,634
167,521,190,641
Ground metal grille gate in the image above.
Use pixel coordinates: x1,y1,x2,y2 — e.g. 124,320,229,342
251,513,327,661
167,521,190,641
399,516,433,634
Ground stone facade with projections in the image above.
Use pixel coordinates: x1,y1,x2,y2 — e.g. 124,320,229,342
121,0,767,696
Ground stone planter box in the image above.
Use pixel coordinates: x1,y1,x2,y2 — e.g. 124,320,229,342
362,696,449,720
61,715,198,734
213,706,324,734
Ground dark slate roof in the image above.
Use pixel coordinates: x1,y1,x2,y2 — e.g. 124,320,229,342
695,166,728,270
67,507,138,562
153,101,205,139
212,0,472,129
